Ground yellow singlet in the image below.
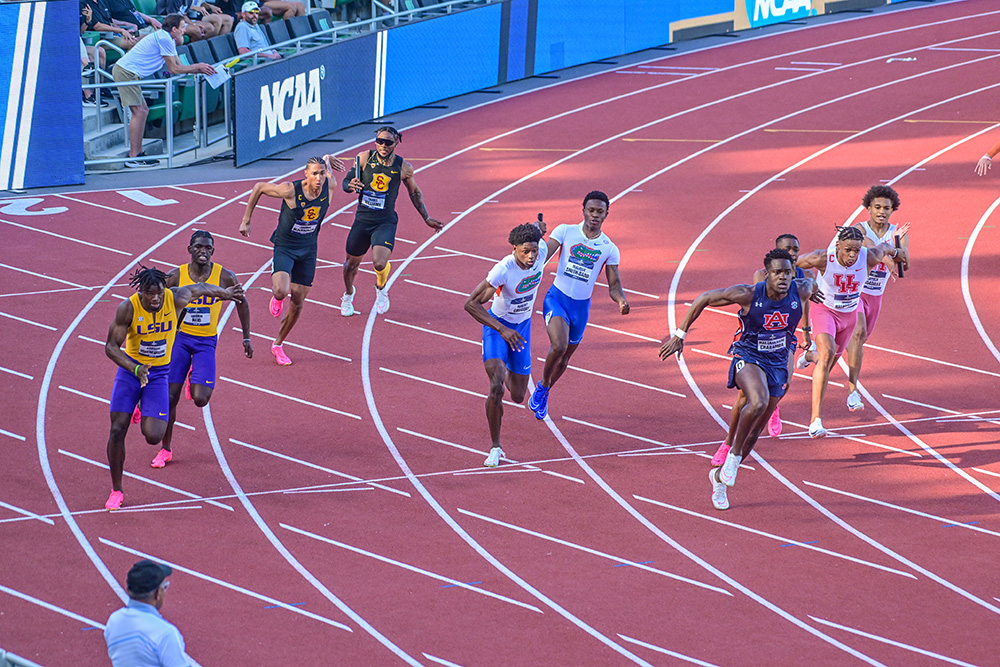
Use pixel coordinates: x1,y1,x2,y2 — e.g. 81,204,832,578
178,263,224,337
124,289,178,367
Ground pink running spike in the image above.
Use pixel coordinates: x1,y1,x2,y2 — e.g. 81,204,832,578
150,449,172,468
269,296,284,318
131,405,141,424
105,490,124,511
711,443,730,467
271,344,292,366
767,405,782,437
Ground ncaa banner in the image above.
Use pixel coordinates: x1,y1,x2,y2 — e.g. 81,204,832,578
0,1,84,189
233,34,376,167
745,0,815,27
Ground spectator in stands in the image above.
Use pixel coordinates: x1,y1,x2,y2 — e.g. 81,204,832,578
188,0,234,36
112,14,216,168
260,0,305,19
105,0,162,34
81,36,109,107
155,0,217,40
234,1,280,61
104,560,189,667
81,0,138,51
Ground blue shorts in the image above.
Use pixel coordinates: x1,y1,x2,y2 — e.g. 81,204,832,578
482,313,532,375
272,243,317,287
110,359,171,419
168,331,218,386
727,354,789,399
542,286,591,346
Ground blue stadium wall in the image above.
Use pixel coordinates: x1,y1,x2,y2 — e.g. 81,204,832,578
0,0,84,189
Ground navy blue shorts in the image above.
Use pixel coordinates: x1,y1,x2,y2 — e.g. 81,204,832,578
727,355,789,398
272,243,317,287
110,359,171,419
482,313,532,376
168,331,218,386
542,286,590,346
345,218,397,257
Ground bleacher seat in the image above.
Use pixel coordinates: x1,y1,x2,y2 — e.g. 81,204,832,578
134,0,158,16
285,15,315,40
207,34,238,64
187,39,215,64
308,8,333,32
264,19,291,47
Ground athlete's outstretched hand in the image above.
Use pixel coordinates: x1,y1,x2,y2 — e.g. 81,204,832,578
810,288,825,305
895,221,911,238
224,283,245,303
323,154,346,172
976,155,992,176
425,217,444,233
500,326,525,352
659,334,684,360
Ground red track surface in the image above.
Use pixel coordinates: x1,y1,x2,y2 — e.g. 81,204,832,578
3,2,1000,665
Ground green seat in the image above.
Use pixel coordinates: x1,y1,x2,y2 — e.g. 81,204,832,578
134,0,157,16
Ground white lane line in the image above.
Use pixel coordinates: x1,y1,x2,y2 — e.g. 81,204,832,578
56,386,195,431
55,194,177,226
57,449,235,512
282,488,371,495
116,505,205,513
633,495,916,578
0,584,105,629
422,654,466,667
379,367,526,409
281,523,543,613
803,481,1000,538
229,438,410,497
791,61,842,65
882,393,1000,427
545,271,659,299
779,417,921,457
211,231,280,252
0,263,88,289
0,310,57,330
1,365,33,379
403,279,467,297
453,468,538,477
928,46,1000,52
535,357,685,398
617,634,720,667
973,467,1000,479
0,500,54,525
864,344,1000,379
433,246,496,262
458,508,732,596
218,376,362,420
0,286,90,298
168,185,226,199
808,616,980,667
236,329,352,362
385,318,480,346
562,415,726,460
962,194,1000,372
584,321,659,342
775,66,825,71
98,537,354,632
396,427,518,462
522,465,586,484
0,218,131,255
0,427,26,441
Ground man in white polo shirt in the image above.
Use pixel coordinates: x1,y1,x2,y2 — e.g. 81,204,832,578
112,13,216,168
105,559,189,667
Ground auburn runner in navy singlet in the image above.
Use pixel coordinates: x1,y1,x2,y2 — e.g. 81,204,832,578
240,155,345,365
339,127,443,318
659,249,817,511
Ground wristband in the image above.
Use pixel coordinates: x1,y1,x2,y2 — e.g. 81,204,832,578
890,247,898,258
984,155,992,161
243,338,251,343
673,329,687,340
801,326,811,332
133,365,141,377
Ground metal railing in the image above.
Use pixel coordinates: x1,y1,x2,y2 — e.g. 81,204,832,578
0,648,44,667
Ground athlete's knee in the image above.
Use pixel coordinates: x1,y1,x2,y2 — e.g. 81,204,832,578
192,395,211,408
372,257,388,272
744,395,769,415
487,380,505,403
509,386,526,403
109,422,129,442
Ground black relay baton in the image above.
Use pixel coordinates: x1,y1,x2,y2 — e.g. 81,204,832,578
894,235,904,279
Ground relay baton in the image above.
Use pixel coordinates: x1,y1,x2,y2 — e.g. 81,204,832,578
354,156,361,190
894,235,904,278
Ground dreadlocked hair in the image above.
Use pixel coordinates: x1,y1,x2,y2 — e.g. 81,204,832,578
190,230,214,245
509,222,543,246
374,126,401,143
836,225,865,242
130,264,168,293
763,247,793,270
582,190,609,209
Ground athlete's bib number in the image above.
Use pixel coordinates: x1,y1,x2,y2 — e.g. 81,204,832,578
757,335,786,353
291,222,318,234
139,339,167,359
564,258,594,284
361,191,386,210
183,307,210,327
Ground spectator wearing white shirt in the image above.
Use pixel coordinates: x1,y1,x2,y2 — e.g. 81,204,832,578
112,14,216,168
233,1,280,60
105,560,189,667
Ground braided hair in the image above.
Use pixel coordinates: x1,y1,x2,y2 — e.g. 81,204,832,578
508,222,543,246
129,264,168,293
835,225,865,243
763,247,793,270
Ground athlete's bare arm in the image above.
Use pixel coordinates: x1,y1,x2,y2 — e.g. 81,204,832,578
221,268,253,359
164,267,180,289
239,181,296,237
751,268,766,283
172,283,244,311
105,300,148,386
866,241,908,272
464,280,525,351
604,264,629,315
796,249,828,272
659,284,754,360
401,161,443,232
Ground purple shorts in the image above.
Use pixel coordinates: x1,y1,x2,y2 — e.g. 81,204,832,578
168,331,218,386
109,359,170,419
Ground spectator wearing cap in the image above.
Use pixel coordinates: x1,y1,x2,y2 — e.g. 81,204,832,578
104,560,188,667
233,1,280,61
112,13,216,168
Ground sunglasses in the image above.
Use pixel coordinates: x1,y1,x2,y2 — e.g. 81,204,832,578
246,8,259,13
374,137,395,146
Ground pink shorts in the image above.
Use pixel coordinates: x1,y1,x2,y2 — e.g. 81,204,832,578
860,292,883,338
810,302,858,357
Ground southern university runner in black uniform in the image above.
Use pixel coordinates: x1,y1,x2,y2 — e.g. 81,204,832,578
659,248,817,510
239,155,345,365
340,126,444,317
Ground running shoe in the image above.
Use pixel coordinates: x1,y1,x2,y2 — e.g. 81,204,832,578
150,449,172,468
767,405,782,437
808,418,827,439
340,288,356,317
374,286,390,315
269,296,284,318
718,451,740,487
528,382,549,420
484,446,505,467
710,443,730,466
105,490,124,511
847,391,865,412
131,405,141,424
796,353,812,370
709,468,729,511
271,343,292,366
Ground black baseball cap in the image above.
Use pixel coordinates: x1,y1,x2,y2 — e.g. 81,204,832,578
126,560,172,596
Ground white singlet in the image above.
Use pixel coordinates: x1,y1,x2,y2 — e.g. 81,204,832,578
486,243,548,324
550,223,621,300
859,220,897,296
818,245,868,312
